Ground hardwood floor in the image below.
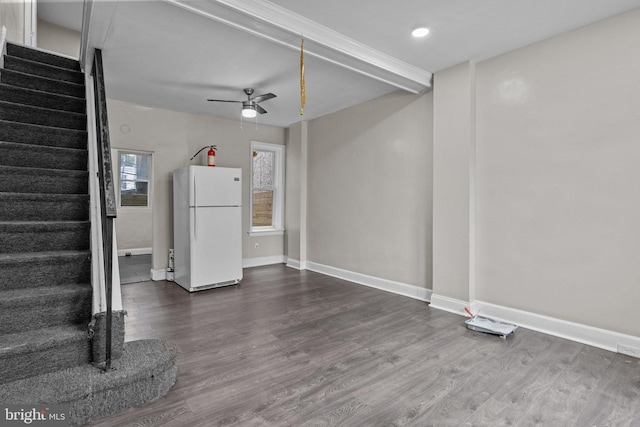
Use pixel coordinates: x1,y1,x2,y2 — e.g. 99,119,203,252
86,264,640,426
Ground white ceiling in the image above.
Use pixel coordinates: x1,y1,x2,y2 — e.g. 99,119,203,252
38,0,640,128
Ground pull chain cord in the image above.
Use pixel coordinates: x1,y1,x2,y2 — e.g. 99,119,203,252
300,36,306,115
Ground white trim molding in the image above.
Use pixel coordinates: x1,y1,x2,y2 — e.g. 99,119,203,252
165,0,431,93
117,247,152,257
0,26,7,68
429,293,472,316
150,268,167,281
428,295,640,358
286,258,306,271
306,261,431,302
243,255,286,268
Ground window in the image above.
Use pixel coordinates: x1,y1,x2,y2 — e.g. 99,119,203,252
118,151,152,207
251,141,285,235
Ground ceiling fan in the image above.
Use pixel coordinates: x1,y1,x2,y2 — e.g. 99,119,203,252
207,88,276,118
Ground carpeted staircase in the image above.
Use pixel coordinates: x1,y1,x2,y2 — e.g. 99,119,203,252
0,42,93,384
0,43,178,426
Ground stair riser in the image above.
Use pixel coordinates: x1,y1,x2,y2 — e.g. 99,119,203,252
0,337,90,385
0,197,89,222
6,43,81,72
0,102,86,130
0,143,87,171
0,227,90,254
0,289,92,335
0,256,90,291
0,170,88,194
0,84,86,114
3,56,84,85
0,120,86,150
0,69,85,98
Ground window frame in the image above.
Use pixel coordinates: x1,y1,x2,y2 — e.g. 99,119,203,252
117,150,153,209
250,141,285,236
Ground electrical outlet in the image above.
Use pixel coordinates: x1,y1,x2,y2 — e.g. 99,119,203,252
254,243,259,249
617,344,640,359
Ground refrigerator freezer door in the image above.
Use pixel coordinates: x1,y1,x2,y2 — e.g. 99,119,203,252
190,166,242,207
190,206,243,289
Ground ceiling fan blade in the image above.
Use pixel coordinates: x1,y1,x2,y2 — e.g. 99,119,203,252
251,93,276,103
256,104,267,115
206,99,242,103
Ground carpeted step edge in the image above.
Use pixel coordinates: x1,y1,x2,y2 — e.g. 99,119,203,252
0,286,92,336
0,221,90,254
0,325,91,385
0,339,179,426
0,325,89,357
0,83,86,114
0,119,87,150
0,100,87,130
6,43,81,71
0,250,90,265
3,55,84,84
0,250,90,291
0,141,88,171
0,69,85,98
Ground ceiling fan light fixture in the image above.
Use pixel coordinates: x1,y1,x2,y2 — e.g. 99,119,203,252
411,27,430,38
242,104,257,118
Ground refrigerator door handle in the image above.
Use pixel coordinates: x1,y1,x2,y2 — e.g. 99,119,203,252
193,175,197,240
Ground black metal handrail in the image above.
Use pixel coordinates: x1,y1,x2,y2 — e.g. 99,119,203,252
92,49,117,371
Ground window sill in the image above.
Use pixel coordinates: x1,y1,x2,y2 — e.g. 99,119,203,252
249,229,285,237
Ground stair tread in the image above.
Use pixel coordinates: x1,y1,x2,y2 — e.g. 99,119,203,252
0,283,91,304
0,69,85,98
0,324,88,357
6,43,81,71
0,99,87,122
0,98,86,116
4,55,84,80
0,192,88,199
0,221,90,234
0,164,88,177
0,220,89,226
0,83,86,113
0,140,88,154
0,250,90,263
0,118,87,135
0,68,84,91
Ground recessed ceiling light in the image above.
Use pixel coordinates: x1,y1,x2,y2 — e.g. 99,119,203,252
411,27,430,38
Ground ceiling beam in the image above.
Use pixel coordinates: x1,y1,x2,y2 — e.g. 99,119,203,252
165,0,432,93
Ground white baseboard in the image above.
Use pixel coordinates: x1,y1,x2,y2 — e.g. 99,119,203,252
429,294,640,358
150,256,285,280
243,255,286,268
117,247,152,257
306,261,431,302
429,293,471,315
150,268,166,281
285,258,307,270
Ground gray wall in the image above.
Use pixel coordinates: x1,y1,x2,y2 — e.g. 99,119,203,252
306,90,433,289
433,8,640,337
37,19,80,58
285,122,304,263
0,0,24,44
107,99,286,271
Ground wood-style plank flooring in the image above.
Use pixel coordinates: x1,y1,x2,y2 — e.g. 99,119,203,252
86,264,640,426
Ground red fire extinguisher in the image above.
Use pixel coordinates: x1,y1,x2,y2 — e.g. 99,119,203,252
189,145,218,166
207,146,216,167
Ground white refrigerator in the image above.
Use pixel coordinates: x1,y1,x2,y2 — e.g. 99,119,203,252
173,166,243,292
